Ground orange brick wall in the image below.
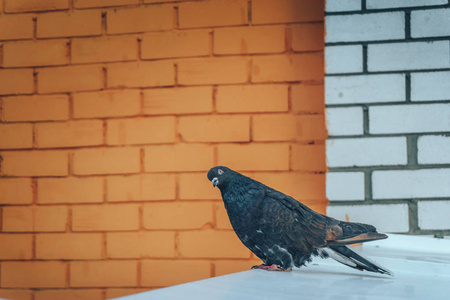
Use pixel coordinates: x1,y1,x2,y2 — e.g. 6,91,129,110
0,0,325,299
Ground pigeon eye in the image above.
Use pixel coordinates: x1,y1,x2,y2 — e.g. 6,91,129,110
218,169,224,175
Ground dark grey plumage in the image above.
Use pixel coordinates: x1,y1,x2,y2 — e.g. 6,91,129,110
207,166,393,276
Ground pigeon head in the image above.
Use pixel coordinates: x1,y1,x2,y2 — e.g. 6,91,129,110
207,166,234,189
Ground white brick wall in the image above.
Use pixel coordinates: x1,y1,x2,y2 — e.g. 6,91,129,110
367,0,448,9
325,12,405,43
326,172,365,201
325,74,405,104
327,204,410,233
418,201,450,230
411,71,450,101
325,0,361,12
369,104,450,134
325,45,363,74
372,169,450,199
418,135,450,164
326,137,407,167
411,8,450,38
326,0,450,235
368,41,450,72
326,107,363,136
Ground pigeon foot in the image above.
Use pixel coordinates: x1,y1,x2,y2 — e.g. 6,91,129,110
251,264,290,272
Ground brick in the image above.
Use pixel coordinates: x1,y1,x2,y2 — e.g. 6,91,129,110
327,204,409,233
215,203,231,229
412,9,450,38
325,74,405,105
144,144,213,172
326,172,365,201
37,10,102,38
326,107,364,136
325,45,363,74
369,104,450,134
72,204,139,231
326,0,361,12
38,65,104,93
291,144,326,172
72,35,138,64
418,201,450,230
142,30,209,59
107,5,173,34
1,261,66,288
214,26,285,55
179,230,250,258
107,117,175,145
35,289,103,300
372,169,450,199
179,0,247,28
36,233,102,259
143,202,213,229
143,87,213,115
291,84,324,114
251,172,325,200
108,61,174,88
217,143,290,171
70,261,137,287
178,57,248,85
214,260,261,276
73,147,140,175
2,206,67,232
368,41,450,71
252,54,323,83
327,137,407,167
0,234,33,259
252,0,323,24
216,85,288,113
0,178,33,204
107,231,176,258
3,39,68,67
73,89,140,119
105,289,149,300
418,135,450,164
141,260,211,287
37,177,104,204
367,0,447,9
178,115,250,142
35,120,103,148
0,123,33,149
0,14,33,40
74,0,139,8
0,150,68,176
325,12,404,43
107,174,176,201
5,0,69,12
291,23,324,52
178,173,222,200
0,289,33,300
2,94,69,122
411,71,450,101
0,68,34,95
252,114,327,142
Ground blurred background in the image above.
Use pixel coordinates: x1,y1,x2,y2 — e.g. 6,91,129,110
0,0,325,299
1,0,449,299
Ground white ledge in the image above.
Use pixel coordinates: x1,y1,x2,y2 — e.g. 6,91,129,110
114,234,450,300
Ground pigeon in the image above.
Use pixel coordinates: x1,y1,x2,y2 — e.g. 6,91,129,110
207,166,393,276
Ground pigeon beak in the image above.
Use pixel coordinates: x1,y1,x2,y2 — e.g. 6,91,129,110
212,177,219,188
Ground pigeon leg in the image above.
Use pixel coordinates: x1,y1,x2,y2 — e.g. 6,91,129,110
251,264,289,271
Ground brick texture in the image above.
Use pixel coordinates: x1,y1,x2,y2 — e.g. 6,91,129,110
0,0,326,296
326,0,450,236
37,10,102,38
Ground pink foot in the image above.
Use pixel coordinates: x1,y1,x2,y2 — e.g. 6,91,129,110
251,264,289,271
